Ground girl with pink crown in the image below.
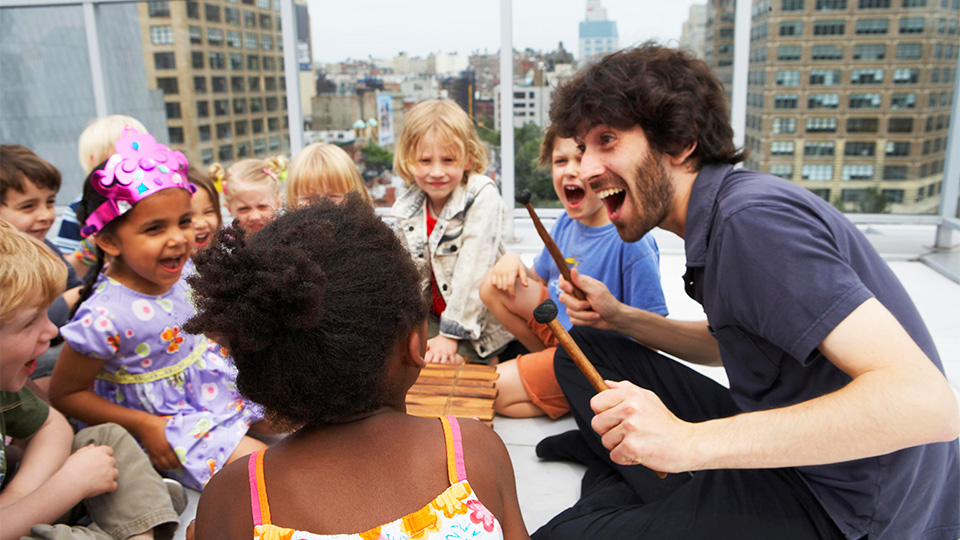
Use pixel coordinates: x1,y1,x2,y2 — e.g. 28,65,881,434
50,128,266,491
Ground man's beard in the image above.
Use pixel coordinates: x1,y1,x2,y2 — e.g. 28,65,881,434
615,151,674,243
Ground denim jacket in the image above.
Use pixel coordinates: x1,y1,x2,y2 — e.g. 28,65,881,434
393,174,513,358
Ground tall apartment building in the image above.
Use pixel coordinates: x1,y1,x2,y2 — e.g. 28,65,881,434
704,0,737,104
579,0,619,61
737,0,959,213
681,4,710,59
139,0,295,168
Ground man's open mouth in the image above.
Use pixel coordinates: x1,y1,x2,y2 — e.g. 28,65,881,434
596,188,626,219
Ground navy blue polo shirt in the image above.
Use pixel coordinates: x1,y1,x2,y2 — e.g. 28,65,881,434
683,164,959,540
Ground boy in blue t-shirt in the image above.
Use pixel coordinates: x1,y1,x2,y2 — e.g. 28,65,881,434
479,127,668,418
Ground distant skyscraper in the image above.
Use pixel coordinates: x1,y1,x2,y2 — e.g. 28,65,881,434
579,0,619,61
680,4,708,59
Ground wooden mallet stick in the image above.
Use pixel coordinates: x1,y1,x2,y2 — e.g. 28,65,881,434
534,299,667,479
516,189,586,301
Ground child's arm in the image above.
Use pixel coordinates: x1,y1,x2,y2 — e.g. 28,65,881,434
0,445,117,540
0,407,72,507
488,252,544,300
49,343,181,470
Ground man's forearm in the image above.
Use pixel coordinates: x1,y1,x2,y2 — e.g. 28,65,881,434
611,305,721,366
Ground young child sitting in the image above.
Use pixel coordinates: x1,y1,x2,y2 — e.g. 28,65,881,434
186,195,528,540
187,169,222,251
0,220,182,540
480,128,668,419
286,142,372,206
49,128,265,491
0,145,83,328
210,156,286,234
392,99,512,365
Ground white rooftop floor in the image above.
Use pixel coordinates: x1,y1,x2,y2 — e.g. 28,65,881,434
172,218,960,537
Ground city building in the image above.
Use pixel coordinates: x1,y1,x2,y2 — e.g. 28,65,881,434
680,3,709,59
138,0,299,167
704,0,736,104
739,0,958,213
494,69,553,130
578,0,619,61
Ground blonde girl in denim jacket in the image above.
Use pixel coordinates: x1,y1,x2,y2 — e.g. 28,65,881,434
392,100,512,365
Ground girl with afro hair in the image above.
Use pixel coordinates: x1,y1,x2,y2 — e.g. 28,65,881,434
186,194,529,540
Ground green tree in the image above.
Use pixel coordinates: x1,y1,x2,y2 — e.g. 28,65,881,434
856,187,890,214
513,123,558,207
475,115,500,146
361,141,393,172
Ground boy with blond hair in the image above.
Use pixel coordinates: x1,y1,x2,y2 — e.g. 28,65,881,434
0,221,183,540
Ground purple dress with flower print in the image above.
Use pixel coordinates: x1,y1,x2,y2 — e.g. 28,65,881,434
61,273,259,490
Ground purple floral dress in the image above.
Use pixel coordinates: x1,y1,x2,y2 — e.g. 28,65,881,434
61,273,259,490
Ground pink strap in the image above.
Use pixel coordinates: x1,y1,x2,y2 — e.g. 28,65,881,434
447,416,467,482
247,452,263,526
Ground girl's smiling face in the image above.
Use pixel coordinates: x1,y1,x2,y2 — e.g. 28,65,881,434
96,188,195,296
227,183,282,234
191,187,221,249
413,135,468,215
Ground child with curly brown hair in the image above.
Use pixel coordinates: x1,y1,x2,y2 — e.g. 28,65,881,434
186,195,529,540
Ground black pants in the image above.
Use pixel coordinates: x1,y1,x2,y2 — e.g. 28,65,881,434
532,327,845,540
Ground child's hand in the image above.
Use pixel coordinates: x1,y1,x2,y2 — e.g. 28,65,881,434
489,253,527,298
59,444,118,499
139,415,181,471
426,335,464,365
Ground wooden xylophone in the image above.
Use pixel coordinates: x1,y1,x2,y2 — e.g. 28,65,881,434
405,364,499,426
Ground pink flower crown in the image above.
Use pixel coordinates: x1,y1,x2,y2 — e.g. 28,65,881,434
81,128,195,237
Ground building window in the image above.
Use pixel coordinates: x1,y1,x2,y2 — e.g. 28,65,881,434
772,117,798,133
235,120,248,136
265,96,278,111
845,141,876,156
150,25,174,45
778,45,802,60
893,67,919,83
813,20,845,34
885,142,911,156
780,20,803,35
218,145,233,162
187,1,199,18
156,77,178,95
268,117,279,132
883,165,909,179
858,0,890,6
890,93,916,109
770,164,795,179
247,55,260,70
774,94,799,108
851,68,884,84
806,117,838,132
261,35,273,50
198,125,211,142
263,56,276,70
205,3,220,22
853,43,886,59
899,17,925,33
896,42,923,59
192,52,204,69
811,44,844,59
855,18,889,34
244,33,258,50
268,136,280,151
808,188,831,201
253,138,266,154
201,149,214,165
882,189,904,204
225,7,240,24
193,76,206,93
842,165,875,180
809,69,842,85
210,76,225,92
259,13,271,29
252,118,263,133
196,101,209,117
782,0,805,10
805,141,836,156
808,92,840,108
165,101,181,119
263,77,277,91
815,0,847,9
148,0,170,17
248,76,260,91
214,99,229,116
231,76,245,92
207,28,224,46
233,98,246,114
230,54,244,70
237,141,251,158
250,97,262,112
802,164,834,180
227,31,242,48
168,127,184,144
849,93,882,108
771,141,795,155
888,117,914,132
209,53,226,69
847,117,879,132
154,52,176,70
216,123,232,139
776,70,800,85
841,189,862,202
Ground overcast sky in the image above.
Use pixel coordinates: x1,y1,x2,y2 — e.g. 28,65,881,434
307,0,703,64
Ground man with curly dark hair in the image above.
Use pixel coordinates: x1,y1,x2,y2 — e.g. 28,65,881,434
185,195,529,539
533,43,959,540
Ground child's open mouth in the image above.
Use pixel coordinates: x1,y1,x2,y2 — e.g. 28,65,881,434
159,256,184,272
563,185,586,208
24,358,36,375
596,188,626,220
195,232,209,246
